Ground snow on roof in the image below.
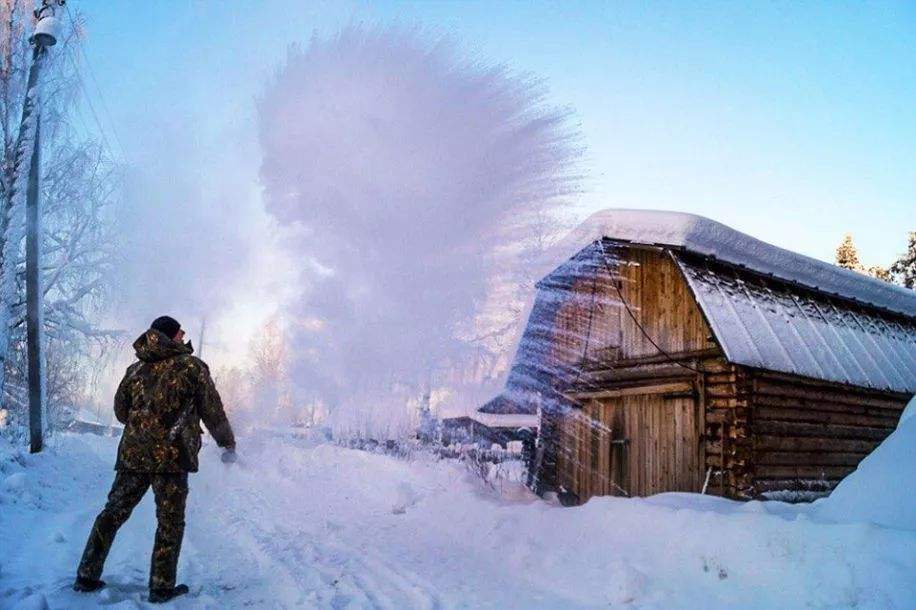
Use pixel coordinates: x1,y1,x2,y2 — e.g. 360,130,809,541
552,209,916,318
472,411,539,429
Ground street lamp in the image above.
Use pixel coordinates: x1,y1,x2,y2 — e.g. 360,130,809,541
31,4,60,47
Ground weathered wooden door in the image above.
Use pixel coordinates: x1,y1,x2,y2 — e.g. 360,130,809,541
582,392,702,498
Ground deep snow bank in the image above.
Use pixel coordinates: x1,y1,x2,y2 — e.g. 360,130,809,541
814,395,916,530
2,431,916,609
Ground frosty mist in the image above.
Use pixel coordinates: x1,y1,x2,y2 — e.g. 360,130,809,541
258,26,581,434
108,112,278,364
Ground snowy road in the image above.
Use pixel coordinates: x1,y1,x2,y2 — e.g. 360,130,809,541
2,431,915,609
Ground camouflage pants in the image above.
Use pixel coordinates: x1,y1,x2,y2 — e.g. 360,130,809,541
77,471,188,590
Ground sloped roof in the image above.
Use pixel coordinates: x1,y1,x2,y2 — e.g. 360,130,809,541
479,394,523,414
677,254,916,394
481,210,915,415
552,209,916,318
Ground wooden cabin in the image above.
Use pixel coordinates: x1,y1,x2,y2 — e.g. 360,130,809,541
498,210,916,502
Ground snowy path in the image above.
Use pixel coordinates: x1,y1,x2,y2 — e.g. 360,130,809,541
2,432,916,609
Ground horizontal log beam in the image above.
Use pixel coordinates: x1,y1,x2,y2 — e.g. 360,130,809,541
754,435,879,453
581,348,722,372
752,371,912,402
755,451,868,466
707,398,745,409
579,363,694,384
754,465,856,479
706,385,740,399
705,372,737,384
565,381,694,400
754,420,892,442
753,395,904,420
754,405,899,428
754,380,907,411
701,360,734,373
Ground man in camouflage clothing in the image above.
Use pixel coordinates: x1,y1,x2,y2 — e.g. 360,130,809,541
74,316,236,603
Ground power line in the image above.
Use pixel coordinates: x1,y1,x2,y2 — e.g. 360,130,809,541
572,253,599,387
597,239,704,375
64,46,119,163
63,4,128,164
66,4,128,160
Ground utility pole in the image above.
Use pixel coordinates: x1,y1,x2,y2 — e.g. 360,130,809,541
23,1,63,453
26,113,43,453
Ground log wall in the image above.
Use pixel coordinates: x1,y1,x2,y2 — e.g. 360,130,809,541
746,370,908,498
700,359,753,498
558,361,909,503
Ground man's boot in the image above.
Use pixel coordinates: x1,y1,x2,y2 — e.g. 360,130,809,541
148,584,189,603
73,576,106,592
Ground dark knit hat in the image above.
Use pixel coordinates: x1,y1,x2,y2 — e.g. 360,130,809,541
150,315,181,339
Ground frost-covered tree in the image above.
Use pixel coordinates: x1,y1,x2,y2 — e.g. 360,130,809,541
889,231,916,289
463,206,573,384
248,317,290,423
211,364,254,433
0,3,120,433
214,317,324,432
866,265,892,283
835,233,863,271
833,231,915,288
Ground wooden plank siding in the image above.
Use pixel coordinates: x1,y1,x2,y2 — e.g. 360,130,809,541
549,245,718,376
551,246,723,503
556,391,704,500
612,247,717,360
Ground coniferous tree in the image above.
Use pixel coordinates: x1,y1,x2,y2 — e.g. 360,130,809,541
889,231,916,289
866,266,892,283
835,233,863,271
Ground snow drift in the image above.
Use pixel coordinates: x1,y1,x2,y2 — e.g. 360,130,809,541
2,431,916,609
814,395,916,530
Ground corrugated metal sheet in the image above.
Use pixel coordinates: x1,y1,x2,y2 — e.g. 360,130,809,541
677,254,916,394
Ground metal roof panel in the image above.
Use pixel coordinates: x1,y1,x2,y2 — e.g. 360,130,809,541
677,255,916,394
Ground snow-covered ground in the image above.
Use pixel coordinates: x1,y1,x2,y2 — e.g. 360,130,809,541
2,415,915,610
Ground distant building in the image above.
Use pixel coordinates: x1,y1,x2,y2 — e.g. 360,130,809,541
441,394,537,449
493,209,915,502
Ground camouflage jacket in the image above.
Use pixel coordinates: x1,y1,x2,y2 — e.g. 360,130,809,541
113,329,235,473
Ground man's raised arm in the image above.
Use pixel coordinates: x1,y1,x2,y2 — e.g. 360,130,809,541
196,362,235,449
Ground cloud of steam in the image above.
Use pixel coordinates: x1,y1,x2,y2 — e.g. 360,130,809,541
106,114,290,376
115,127,251,325
258,25,581,432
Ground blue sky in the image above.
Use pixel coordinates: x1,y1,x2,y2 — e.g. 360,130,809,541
71,0,916,263
61,0,915,385
75,0,914,269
